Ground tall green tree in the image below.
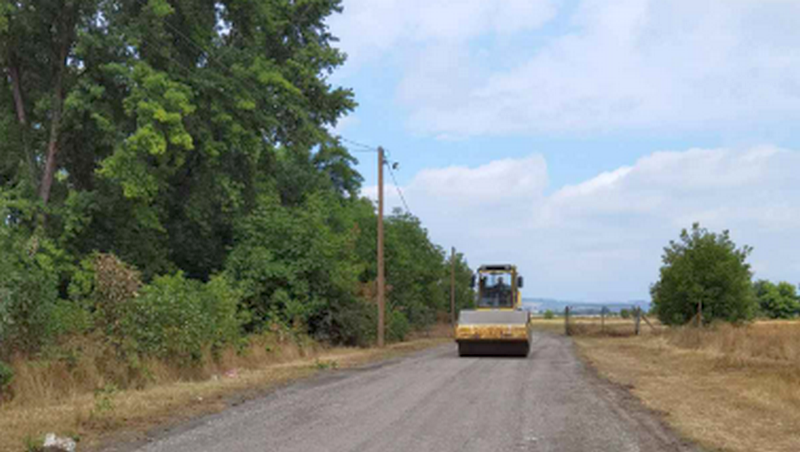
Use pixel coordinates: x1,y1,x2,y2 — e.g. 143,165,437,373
2,0,356,277
651,223,756,325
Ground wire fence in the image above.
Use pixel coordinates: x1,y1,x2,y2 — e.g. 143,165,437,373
563,306,658,337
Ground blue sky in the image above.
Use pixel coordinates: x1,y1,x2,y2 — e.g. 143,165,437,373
325,0,800,301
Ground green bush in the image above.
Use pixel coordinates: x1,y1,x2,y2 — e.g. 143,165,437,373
620,309,632,319
543,310,555,320
387,310,410,343
124,273,242,364
754,280,799,319
325,299,376,347
0,360,13,395
0,230,61,354
202,275,246,348
225,191,364,341
50,300,93,337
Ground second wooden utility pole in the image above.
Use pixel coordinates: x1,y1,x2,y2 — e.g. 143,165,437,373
450,247,456,325
377,147,385,347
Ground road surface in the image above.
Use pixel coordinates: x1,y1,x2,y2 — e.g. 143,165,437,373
115,332,695,452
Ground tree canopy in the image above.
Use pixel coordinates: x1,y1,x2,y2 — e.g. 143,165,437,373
651,223,756,326
0,0,473,364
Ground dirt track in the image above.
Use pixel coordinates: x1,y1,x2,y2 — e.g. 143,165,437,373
109,332,696,452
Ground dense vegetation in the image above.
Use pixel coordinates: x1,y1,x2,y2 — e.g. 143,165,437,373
651,223,798,325
0,0,473,397
753,280,799,319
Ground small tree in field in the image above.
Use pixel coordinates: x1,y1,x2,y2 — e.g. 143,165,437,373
543,310,555,319
651,224,756,326
619,309,631,319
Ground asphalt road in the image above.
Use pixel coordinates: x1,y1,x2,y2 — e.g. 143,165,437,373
120,332,695,452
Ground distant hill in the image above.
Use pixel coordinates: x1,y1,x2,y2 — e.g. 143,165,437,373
523,298,650,314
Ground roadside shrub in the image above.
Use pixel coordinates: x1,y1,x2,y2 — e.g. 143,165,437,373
92,253,141,339
544,310,555,320
124,273,242,364
620,309,632,319
387,310,410,342
49,300,93,337
201,275,245,349
0,360,13,397
324,298,376,346
0,231,61,354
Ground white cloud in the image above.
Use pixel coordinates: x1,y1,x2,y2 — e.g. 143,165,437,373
333,0,800,137
329,0,560,68
363,146,800,300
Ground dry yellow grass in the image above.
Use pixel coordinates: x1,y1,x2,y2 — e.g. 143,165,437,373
572,321,800,452
0,331,450,452
529,316,642,336
528,317,567,334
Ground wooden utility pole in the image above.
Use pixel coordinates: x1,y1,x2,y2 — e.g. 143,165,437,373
377,147,385,347
450,247,456,325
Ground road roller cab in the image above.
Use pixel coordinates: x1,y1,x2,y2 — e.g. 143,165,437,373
456,264,531,357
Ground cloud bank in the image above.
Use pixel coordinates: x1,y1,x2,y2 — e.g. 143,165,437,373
365,146,800,301
333,0,800,138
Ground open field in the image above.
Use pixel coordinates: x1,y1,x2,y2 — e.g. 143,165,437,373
531,319,800,452
0,330,450,452
529,316,646,336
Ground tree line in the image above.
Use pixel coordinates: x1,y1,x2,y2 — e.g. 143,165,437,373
0,0,473,394
651,223,798,325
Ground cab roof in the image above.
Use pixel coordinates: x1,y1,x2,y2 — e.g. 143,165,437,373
478,264,516,272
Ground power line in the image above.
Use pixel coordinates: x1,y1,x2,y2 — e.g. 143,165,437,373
338,138,412,214
339,137,377,152
386,157,412,215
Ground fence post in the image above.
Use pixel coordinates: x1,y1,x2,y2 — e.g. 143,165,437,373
565,306,571,336
634,307,641,336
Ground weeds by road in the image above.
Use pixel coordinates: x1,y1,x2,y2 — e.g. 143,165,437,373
0,331,450,452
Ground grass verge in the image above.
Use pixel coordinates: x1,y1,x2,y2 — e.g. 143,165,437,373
0,330,451,452
556,320,800,452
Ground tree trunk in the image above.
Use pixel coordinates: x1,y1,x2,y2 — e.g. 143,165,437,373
38,10,75,205
8,63,38,184
39,77,63,204
8,64,26,125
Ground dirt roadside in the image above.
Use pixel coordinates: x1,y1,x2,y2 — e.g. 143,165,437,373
0,336,450,452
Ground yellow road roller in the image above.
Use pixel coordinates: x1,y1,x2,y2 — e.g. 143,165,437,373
456,264,531,357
